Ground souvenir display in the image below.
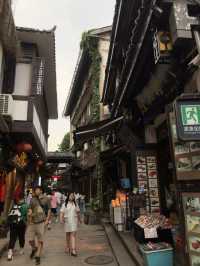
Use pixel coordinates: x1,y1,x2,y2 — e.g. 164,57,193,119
191,255,200,266
137,157,146,164
170,112,200,180
149,188,159,197
190,142,200,153
177,157,192,171
136,151,160,214
147,156,156,163
192,156,200,170
150,198,160,207
135,214,171,230
182,193,200,266
148,170,157,179
149,179,158,188
138,173,147,180
175,143,190,155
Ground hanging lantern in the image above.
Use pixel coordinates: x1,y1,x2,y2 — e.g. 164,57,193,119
23,143,32,152
16,143,24,152
16,142,32,152
37,160,44,166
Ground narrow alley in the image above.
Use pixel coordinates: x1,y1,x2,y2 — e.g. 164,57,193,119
0,224,118,266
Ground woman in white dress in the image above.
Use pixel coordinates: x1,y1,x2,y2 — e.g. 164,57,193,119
60,192,81,256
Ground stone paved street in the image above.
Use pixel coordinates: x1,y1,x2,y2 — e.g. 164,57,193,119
0,223,117,266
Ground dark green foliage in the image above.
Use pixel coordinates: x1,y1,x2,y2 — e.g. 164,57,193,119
58,132,70,152
80,31,101,123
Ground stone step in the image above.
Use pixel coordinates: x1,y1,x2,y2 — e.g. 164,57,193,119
103,223,137,266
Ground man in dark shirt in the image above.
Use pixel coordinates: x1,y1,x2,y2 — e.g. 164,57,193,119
28,186,51,265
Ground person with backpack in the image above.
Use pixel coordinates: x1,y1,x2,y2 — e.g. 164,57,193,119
7,197,28,261
28,186,51,265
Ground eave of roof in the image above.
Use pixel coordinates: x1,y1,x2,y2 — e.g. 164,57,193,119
0,0,17,55
16,26,58,119
74,116,124,145
63,26,112,117
63,49,90,117
102,0,122,105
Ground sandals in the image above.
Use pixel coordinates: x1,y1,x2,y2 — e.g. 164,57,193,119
65,247,71,254
71,250,78,257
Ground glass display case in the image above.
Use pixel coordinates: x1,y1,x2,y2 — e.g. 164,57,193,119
183,193,200,266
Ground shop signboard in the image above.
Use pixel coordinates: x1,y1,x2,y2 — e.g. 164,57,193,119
152,30,172,65
175,98,200,141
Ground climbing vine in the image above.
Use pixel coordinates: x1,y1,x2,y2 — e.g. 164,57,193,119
80,31,101,123
80,31,103,209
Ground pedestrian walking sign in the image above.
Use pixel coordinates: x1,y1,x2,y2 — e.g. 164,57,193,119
175,98,200,141
181,105,200,126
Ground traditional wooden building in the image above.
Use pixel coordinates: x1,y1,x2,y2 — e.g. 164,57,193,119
63,26,111,200
102,0,200,265
0,3,58,219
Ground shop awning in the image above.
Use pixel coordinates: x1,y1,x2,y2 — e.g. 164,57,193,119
74,116,124,144
100,145,128,161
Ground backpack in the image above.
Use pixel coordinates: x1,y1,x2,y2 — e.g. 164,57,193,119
8,205,22,224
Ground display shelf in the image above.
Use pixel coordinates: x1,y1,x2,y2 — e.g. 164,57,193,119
183,193,200,266
176,171,200,181
188,231,200,237
190,250,200,256
175,151,200,159
186,212,200,217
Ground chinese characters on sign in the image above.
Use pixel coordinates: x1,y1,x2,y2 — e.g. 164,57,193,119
181,105,200,135
175,100,200,141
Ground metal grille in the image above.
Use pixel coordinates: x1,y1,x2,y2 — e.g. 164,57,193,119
31,58,45,96
85,255,114,265
0,94,9,114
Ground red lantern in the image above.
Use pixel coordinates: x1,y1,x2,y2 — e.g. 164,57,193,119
23,143,32,152
16,142,32,152
16,143,24,152
37,160,44,166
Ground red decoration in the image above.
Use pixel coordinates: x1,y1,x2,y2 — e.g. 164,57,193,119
23,143,32,152
16,143,24,152
37,160,44,166
16,142,32,152
51,175,62,180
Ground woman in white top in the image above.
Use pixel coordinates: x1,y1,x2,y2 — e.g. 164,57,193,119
60,192,81,256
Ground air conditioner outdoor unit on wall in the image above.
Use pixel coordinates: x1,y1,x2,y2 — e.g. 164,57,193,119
0,94,13,118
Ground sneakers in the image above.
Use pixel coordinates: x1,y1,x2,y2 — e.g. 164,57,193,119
7,249,13,261
30,247,38,259
35,257,41,265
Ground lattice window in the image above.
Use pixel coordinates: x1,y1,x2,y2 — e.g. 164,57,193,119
31,58,45,96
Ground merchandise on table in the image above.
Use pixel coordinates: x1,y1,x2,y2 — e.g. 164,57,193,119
135,214,171,230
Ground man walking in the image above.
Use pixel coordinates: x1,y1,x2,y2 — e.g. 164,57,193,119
28,186,51,265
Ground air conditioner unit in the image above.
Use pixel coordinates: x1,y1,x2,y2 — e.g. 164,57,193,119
0,94,13,118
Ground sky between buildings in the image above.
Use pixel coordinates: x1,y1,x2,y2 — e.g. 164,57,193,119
13,0,115,151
